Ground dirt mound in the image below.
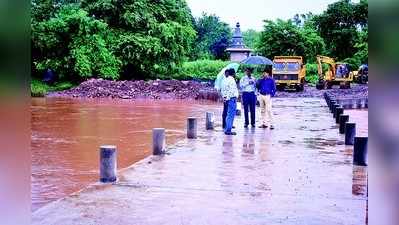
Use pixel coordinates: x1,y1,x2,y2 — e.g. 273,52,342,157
48,79,368,101
274,84,368,99
48,79,220,100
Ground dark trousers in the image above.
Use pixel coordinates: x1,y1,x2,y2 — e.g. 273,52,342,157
222,101,228,129
242,92,256,126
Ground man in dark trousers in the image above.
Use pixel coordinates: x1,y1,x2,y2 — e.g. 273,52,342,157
240,68,257,128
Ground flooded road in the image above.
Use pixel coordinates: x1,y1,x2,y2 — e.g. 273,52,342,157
31,98,220,211
32,98,369,225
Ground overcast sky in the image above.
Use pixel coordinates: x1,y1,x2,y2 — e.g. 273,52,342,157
186,0,359,31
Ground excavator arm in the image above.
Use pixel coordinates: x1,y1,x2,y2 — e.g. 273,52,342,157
316,55,336,81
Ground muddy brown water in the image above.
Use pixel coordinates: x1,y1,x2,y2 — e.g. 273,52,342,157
31,98,221,211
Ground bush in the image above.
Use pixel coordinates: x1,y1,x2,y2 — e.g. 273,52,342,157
174,60,230,80
305,63,319,85
31,79,75,97
343,57,361,71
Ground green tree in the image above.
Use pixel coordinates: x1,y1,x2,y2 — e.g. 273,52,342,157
343,28,368,69
242,29,261,52
32,0,196,80
32,4,121,80
313,0,368,60
81,0,196,79
191,13,231,60
256,19,325,63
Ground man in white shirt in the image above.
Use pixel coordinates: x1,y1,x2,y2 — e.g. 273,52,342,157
215,69,229,129
221,69,239,135
239,68,257,128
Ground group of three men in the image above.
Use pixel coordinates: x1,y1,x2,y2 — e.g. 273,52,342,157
216,67,276,135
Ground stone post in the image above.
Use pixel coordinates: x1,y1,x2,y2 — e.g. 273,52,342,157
339,115,349,134
187,117,197,139
335,107,344,123
206,112,214,130
100,145,117,183
354,137,368,166
152,128,165,155
345,123,356,145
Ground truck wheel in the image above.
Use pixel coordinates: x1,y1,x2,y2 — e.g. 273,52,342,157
361,75,367,84
316,81,324,90
296,83,304,92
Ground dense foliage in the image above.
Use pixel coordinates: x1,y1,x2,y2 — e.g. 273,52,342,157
313,0,368,64
191,13,232,60
32,4,121,80
242,29,261,52
32,0,196,80
257,19,326,63
304,64,319,85
31,0,368,88
173,60,230,80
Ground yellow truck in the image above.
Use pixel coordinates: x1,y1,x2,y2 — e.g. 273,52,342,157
316,55,354,89
272,56,306,91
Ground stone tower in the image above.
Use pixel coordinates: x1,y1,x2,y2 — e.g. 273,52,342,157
226,22,252,62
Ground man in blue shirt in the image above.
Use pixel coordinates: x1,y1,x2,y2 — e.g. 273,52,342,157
240,68,257,128
256,67,276,129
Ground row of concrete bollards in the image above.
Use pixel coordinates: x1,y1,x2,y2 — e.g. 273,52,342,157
99,112,216,183
324,93,368,166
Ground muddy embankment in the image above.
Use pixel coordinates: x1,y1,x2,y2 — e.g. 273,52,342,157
48,79,368,101
48,79,220,101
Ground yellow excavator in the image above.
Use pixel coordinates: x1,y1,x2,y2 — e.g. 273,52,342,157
315,55,354,90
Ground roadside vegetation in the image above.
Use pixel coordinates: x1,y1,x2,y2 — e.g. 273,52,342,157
31,79,74,97
31,0,367,96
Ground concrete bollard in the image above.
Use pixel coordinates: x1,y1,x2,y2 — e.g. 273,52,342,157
206,112,214,130
329,100,336,112
354,137,368,166
187,117,197,139
335,107,344,123
332,103,340,115
152,128,165,155
326,96,331,108
339,115,349,134
345,123,356,145
100,145,117,183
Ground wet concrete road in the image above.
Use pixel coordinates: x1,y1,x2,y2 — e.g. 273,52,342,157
32,98,368,225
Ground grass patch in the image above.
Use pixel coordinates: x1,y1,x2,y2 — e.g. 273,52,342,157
31,79,75,97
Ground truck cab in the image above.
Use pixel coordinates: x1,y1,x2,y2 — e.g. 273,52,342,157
272,56,306,91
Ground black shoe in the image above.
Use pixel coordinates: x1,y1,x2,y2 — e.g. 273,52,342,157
244,124,249,128
232,126,236,129
258,125,268,128
270,125,274,130
224,131,237,135
251,124,255,128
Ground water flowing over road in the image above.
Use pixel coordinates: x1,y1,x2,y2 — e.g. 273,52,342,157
31,98,220,211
